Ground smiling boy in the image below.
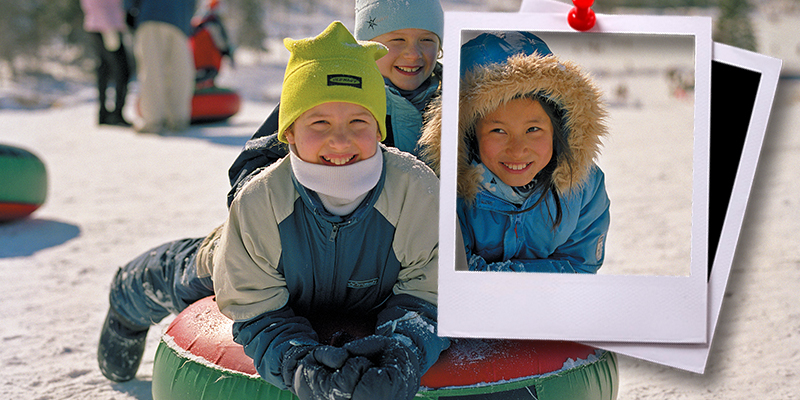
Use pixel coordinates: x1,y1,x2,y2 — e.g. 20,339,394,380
210,22,447,399
226,0,445,205
97,21,447,400
372,27,440,91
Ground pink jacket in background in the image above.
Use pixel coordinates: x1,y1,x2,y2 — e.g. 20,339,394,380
80,0,126,32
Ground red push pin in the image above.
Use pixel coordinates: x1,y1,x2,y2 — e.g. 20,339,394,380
568,0,596,31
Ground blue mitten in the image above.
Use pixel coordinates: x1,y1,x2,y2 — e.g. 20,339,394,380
344,335,421,400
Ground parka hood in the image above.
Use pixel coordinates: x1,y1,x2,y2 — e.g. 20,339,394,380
419,33,608,201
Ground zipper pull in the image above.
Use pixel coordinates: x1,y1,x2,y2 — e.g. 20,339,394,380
329,225,339,242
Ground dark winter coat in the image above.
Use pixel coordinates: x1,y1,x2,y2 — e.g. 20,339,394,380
205,147,448,389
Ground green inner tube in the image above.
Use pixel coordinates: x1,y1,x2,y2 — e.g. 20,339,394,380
0,144,47,209
152,336,618,400
152,336,296,400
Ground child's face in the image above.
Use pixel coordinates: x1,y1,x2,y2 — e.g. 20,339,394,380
475,97,554,187
285,102,381,166
372,28,440,91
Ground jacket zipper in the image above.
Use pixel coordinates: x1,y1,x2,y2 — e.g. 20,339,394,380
329,224,339,242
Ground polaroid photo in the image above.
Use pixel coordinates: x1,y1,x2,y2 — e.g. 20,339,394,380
438,11,712,343
585,42,782,372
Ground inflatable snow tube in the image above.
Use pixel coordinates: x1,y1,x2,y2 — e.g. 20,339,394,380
0,144,47,222
191,86,241,124
152,297,618,400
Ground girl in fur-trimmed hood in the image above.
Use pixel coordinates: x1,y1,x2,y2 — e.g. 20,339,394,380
419,31,611,273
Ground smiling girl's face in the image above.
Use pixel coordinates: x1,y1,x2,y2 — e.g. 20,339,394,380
371,28,440,91
475,97,555,187
284,102,381,166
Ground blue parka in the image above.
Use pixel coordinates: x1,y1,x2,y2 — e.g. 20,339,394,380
458,165,610,273
419,32,610,274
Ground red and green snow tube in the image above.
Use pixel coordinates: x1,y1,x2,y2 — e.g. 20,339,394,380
152,296,618,399
0,144,47,222
136,86,241,124
191,86,241,124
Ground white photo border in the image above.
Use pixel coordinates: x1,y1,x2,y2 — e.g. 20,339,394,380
438,12,711,343
585,42,782,372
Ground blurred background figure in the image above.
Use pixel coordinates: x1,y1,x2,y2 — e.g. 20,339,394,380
80,0,132,127
124,0,196,134
190,0,234,90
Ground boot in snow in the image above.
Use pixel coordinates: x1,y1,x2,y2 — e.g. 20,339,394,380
97,308,148,382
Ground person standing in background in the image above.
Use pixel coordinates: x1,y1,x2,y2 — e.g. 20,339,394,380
124,0,196,134
80,0,132,127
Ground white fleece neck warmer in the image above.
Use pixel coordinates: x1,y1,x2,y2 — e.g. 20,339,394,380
290,144,383,216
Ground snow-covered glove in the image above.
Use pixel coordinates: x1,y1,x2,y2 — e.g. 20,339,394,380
280,343,318,389
468,253,525,272
344,335,421,400
292,345,372,400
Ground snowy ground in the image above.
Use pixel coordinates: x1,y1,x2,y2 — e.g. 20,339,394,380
3,1,800,399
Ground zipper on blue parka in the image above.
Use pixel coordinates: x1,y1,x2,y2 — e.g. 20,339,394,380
329,218,355,242
329,224,339,242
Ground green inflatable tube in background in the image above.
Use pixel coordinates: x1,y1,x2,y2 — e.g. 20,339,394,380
0,144,47,221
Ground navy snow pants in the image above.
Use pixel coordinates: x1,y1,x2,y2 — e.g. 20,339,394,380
108,237,214,329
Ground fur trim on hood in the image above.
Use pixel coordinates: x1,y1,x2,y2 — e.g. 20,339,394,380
419,52,608,201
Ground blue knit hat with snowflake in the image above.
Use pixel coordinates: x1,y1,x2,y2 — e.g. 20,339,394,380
355,0,444,41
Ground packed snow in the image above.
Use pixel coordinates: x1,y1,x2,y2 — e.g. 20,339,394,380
2,0,800,398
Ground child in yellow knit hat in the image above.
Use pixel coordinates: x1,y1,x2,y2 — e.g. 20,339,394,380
228,0,445,207
98,22,447,400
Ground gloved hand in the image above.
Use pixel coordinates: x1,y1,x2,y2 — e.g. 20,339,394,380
343,335,422,400
280,343,318,389
292,345,372,400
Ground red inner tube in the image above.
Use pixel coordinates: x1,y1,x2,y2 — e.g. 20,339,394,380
191,87,241,123
165,297,601,389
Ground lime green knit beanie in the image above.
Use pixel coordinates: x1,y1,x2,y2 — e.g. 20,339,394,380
278,21,388,143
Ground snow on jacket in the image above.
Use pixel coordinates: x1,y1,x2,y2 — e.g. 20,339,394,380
202,146,447,388
419,37,610,274
225,64,442,207
81,0,127,32
124,0,195,36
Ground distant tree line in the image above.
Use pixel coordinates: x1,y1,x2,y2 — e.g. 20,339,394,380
593,0,718,9
714,0,756,51
0,0,785,79
595,0,759,51
226,0,269,51
0,0,84,77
